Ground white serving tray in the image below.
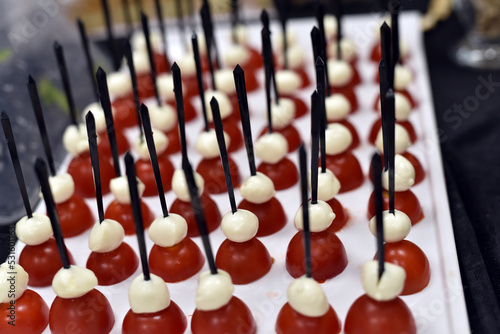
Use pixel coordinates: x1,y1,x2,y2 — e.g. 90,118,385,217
21,12,469,334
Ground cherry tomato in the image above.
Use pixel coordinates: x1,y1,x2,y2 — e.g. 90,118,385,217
370,42,383,63
367,189,424,225
191,296,256,334
368,118,417,145
86,242,139,286
259,125,301,153
257,158,299,191
20,238,75,287
374,240,431,295
68,152,115,198
166,98,197,123
197,156,241,194
373,89,416,109
163,126,181,155
216,237,273,284
170,193,221,237
0,289,49,334
137,73,155,99
238,197,287,237
331,87,358,112
242,69,259,92
208,118,243,153
325,197,349,232
122,301,187,334
153,51,169,74
183,75,201,99
286,230,347,282
98,127,130,156
149,237,205,282
281,94,308,119
332,119,360,150
275,302,341,334
105,200,155,235
368,152,425,186
49,289,114,334
135,154,175,197
112,94,137,129
344,294,416,334
243,46,263,71
227,94,242,124
351,66,361,86
321,151,364,193
53,195,94,238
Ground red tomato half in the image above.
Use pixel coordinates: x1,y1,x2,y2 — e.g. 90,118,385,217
112,94,137,129
367,189,424,225
98,127,130,156
238,197,287,237
197,156,241,194
135,154,175,197
122,301,187,334
207,118,244,153
321,151,364,193
166,97,197,123
105,200,155,235
0,289,49,334
257,158,299,191
163,126,181,155
259,125,301,153
276,302,341,334
368,118,417,145
170,193,221,238
53,194,94,238
368,152,425,186
68,152,115,198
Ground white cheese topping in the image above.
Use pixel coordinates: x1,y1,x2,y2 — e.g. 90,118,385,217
176,55,197,77
382,154,416,192
295,200,335,232
278,44,305,70
369,210,411,243
362,260,406,301
129,273,170,313
172,169,204,202
134,130,169,160
107,71,132,98
63,124,92,157
288,276,329,317
110,176,146,204
131,50,150,74
233,24,249,46
222,44,250,68
327,59,354,87
327,39,357,63
214,69,237,95
0,263,29,303
130,30,164,53
47,173,75,204
325,94,351,121
325,123,353,155
195,129,230,159
324,15,338,40
148,104,177,133
276,70,303,95
309,168,341,201
82,103,106,132
377,92,412,121
16,212,53,246
148,213,188,247
196,270,234,311
275,31,297,52
88,219,125,253
240,172,276,204
271,98,296,129
254,132,288,164
375,123,412,155
394,64,413,90
221,209,259,243
158,73,180,102
52,265,98,299
204,90,233,122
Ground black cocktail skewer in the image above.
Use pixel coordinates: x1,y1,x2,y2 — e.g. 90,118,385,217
191,33,209,132
54,41,77,126
371,153,385,280
86,112,105,223
299,145,312,278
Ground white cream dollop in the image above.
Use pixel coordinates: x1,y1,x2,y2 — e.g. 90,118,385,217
327,39,357,63
394,64,413,90
48,173,75,204
0,263,29,303
176,55,197,77
82,103,106,132
222,44,250,68
362,260,406,301
233,24,249,46
276,70,302,95
196,270,234,311
172,169,204,202
325,123,353,155
278,44,305,70
221,209,259,243
16,212,53,246
325,94,351,121
195,129,230,159
369,210,411,243
107,71,132,97
254,132,288,164
63,124,91,157
377,92,412,121
204,90,233,122
214,69,237,95
88,219,125,253
295,200,335,232
52,265,98,299
148,104,177,133
134,130,169,160
158,73,180,102
328,59,354,87
110,176,146,204
271,98,295,129
148,213,188,247
129,273,170,313
375,123,412,155
288,276,329,317
382,154,416,192
131,50,150,74
309,168,341,201
240,172,276,204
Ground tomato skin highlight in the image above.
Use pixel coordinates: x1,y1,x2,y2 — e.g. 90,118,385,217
49,289,115,334
170,193,221,238
51,194,94,238
19,238,75,287
86,242,139,286
374,240,431,295
105,200,155,235
344,294,416,334
367,189,424,225
0,289,49,334
67,152,115,198
197,156,241,194
215,237,273,284
257,158,299,191
276,302,341,334
321,151,364,193
122,301,187,334
149,237,205,283
135,154,175,197
191,296,257,334
238,197,287,237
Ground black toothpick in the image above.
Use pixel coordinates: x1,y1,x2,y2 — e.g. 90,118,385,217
379,58,389,169
28,76,56,176
260,10,270,32
315,57,326,117
390,0,401,66
153,0,169,68
120,0,133,37
231,0,239,44
315,4,330,96
261,28,274,132
182,158,217,275
299,145,312,278
319,93,327,174
201,2,217,91
140,104,169,218
141,12,162,107
273,0,289,69
380,22,393,88
371,153,385,280
123,40,144,137
261,24,279,105
100,0,120,70
385,89,396,214
86,112,105,223
172,63,188,160
191,34,209,132
310,91,321,205
211,98,236,213
54,41,77,127
35,158,70,269
333,0,343,61
77,19,99,101
1,112,32,218
96,67,121,177
234,65,256,176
